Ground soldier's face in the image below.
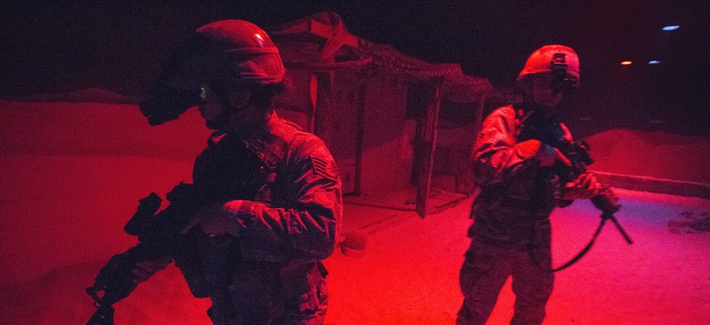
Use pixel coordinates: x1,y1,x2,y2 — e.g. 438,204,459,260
197,83,252,130
531,74,563,110
197,84,225,129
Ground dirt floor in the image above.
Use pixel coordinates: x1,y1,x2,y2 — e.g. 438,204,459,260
1,188,709,325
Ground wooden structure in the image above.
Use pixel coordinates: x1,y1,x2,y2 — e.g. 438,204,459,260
268,12,492,217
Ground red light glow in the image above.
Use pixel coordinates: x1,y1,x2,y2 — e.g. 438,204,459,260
620,61,633,66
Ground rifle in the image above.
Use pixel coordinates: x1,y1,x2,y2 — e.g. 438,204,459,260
543,139,633,272
85,183,205,325
556,139,632,243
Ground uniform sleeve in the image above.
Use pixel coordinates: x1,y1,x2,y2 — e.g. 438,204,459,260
229,136,342,263
473,108,539,186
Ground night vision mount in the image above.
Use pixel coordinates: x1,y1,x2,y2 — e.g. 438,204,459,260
550,52,578,95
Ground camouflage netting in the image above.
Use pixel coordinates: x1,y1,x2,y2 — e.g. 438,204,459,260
269,11,493,104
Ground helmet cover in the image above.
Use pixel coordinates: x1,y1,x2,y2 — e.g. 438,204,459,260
518,45,580,94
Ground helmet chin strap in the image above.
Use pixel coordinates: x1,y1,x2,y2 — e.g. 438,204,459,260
217,100,269,134
208,102,250,131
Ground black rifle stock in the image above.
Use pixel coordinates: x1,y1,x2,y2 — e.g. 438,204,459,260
555,139,633,245
85,183,204,325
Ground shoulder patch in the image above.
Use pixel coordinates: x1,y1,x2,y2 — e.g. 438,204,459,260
310,155,339,182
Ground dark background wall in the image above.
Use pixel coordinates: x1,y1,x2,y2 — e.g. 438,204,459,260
2,0,708,137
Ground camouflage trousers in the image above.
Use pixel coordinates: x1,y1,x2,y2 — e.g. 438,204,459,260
208,262,328,325
456,241,554,325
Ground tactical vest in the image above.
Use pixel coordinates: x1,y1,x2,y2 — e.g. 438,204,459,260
175,118,302,298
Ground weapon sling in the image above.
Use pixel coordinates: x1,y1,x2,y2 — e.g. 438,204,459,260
533,211,633,272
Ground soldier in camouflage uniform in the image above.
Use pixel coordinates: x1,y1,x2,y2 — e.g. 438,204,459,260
133,20,342,325
456,45,602,325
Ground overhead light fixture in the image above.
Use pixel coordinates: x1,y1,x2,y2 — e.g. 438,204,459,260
662,25,679,31
620,61,633,66
648,60,661,65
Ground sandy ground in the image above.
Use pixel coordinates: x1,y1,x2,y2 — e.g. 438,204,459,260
1,189,709,325
326,189,710,325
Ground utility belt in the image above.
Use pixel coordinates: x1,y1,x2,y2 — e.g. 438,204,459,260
174,234,328,299
474,185,555,220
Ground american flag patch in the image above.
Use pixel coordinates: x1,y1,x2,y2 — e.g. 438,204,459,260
310,155,338,181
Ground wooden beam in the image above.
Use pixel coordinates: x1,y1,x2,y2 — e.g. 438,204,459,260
416,78,443,217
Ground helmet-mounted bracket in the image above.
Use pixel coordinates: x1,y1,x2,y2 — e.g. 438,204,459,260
550,52,578,95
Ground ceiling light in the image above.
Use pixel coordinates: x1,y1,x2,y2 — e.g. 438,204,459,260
620,61,633,66
648,60,661,65
662,25,679,31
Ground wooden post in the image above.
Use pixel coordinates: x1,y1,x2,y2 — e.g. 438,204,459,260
416,78,443,218
312,70,335,146
457,96,487,194
354,71,367,197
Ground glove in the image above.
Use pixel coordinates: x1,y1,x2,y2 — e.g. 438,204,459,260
517,139,571,167
132,257,172,284
563,172,603,200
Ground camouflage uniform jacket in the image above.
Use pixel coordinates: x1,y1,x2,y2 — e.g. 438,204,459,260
179,111,342,323
468,104,573,249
